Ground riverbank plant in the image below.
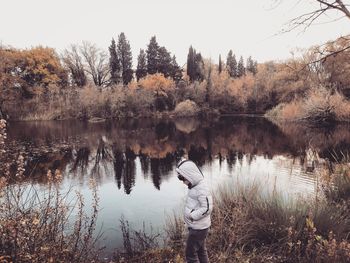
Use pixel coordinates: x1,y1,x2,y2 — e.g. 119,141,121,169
265,88,350,124
0,119,103,262
119,164,350,263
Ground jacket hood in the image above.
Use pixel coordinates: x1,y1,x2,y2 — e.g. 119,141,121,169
176,159,204,186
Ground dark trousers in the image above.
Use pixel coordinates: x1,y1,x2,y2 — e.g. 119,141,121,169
185,228,209,263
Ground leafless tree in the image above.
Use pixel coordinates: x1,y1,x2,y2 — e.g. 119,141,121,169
62,45,87,87
80,41,110,87
274,0,350,65
284,0,350,32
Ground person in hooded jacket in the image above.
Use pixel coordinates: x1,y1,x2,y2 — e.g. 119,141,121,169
176,159,213,263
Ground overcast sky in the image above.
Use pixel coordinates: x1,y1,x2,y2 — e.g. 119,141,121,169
0,0,349,65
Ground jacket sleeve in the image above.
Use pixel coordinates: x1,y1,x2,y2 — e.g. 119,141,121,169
190,192,213,221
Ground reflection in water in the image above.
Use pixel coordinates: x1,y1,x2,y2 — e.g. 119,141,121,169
6,117,350,255
7,117,350,192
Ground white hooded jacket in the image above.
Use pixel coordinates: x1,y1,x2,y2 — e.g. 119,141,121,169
176,160,213,230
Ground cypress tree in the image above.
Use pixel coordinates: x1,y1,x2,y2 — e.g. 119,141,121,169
246,56,256,75
136,49,147,81
109,38,121,85
158,46,172,77
237,56,245,78
146,36,160,75
186,46,195,81
253,60,258,75
194,53,204,81
226,50,237,78
187,46,204,82
117,32,133,85
218,54,222,74
170,55,182,82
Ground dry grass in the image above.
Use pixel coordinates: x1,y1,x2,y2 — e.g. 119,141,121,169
266,88,350,123
118,167,350,262
0,119,103,262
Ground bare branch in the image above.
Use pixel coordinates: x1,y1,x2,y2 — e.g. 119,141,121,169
282,0,350,32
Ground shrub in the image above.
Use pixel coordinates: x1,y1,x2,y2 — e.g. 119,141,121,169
266,88,350,123
173,99,199,117
0,119,103,262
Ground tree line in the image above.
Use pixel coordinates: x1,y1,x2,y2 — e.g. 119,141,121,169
1,33,258,92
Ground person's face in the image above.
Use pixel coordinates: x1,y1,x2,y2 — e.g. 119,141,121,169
177,173,189,185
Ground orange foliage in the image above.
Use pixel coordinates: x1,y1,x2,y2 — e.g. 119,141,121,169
22,46,67,86
138,73,175,93
0,46,67,91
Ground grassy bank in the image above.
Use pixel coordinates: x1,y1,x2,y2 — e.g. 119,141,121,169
265,88,350,124
119,162,350,263
1,119,102,262
2,117,350,262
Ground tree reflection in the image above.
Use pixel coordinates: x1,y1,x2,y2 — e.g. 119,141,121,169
188,145,207,167
150,152,178,190
8,116,350,192
139,153,149,177
112,147,136,194
72,147,90,174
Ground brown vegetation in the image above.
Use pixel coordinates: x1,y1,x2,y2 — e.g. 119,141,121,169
1,36,350,123
0,120,103,262
117,159,350,263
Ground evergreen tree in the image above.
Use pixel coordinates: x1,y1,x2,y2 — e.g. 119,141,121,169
136,49,147,81
237,56,245,78
253,60,258,75
194,53,204,81
158,46,172,77
186,46,195,81
117,32,133,85
146,36,160,75
108,38,121,85
246,56,255,75
187,46,204,82
226,50,237,78
218,54,222,74
170,55,182,82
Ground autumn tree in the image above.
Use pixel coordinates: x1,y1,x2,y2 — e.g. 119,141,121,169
146,36,160,75
0,47,24,113
62,45,87,87
21,47,67,88
237,56,245,78
109,38,121,85
0,46,68,116
80,41,109,86
308,37,350,96
138,73,176,111
117,33,133,85
136,49,147,81
226,50,237,78
1,46,67,94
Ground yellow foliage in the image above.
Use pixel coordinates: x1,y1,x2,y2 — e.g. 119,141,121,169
22,46,66,86
138,73,175,93
0,46,66,90
226,74,256,106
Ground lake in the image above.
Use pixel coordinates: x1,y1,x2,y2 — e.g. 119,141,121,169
6,116,350,257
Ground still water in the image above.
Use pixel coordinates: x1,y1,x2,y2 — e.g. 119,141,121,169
6,116,350,255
